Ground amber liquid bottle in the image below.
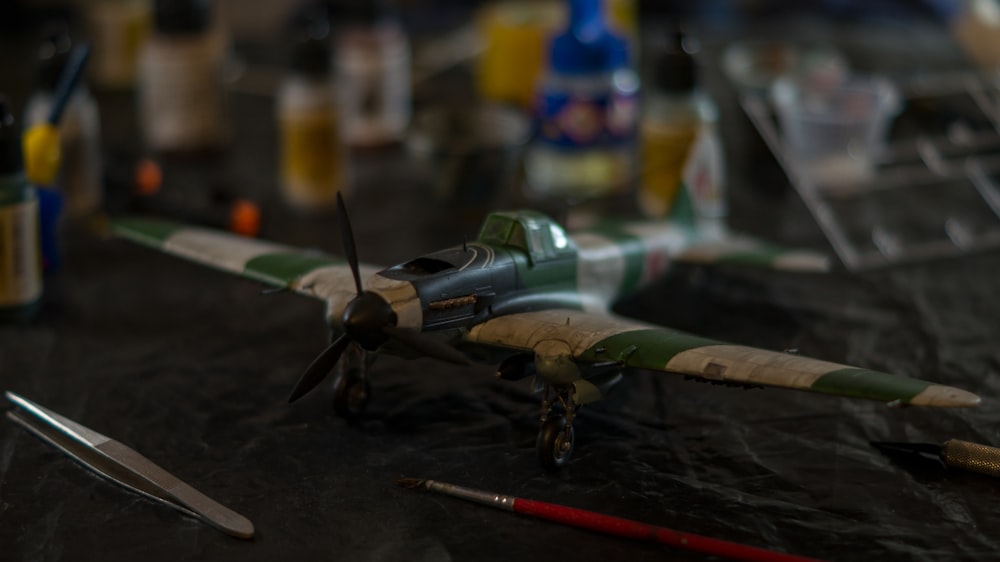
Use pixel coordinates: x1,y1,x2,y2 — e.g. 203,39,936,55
278,20,345,213
639,31,725,231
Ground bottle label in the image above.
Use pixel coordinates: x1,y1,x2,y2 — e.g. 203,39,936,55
683,129,726,220
535,88,637,149
0,199,42,307
639,121,697,217
639,121,725,220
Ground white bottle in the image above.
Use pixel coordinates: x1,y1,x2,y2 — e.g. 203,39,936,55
138,0,228,151
335,0,410,148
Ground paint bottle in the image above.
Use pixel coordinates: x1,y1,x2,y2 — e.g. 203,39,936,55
638,31,725,230
138,0,228,151
0,98,43,322
24,26,104,219
523,0,639,202
335,0,410,148
476,0,637,110
476,1,564,109
84,0,152,90
278,17,345,213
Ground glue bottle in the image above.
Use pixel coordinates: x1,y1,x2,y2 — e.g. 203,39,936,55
24,26,104,219
138,0,228,151
638,30,725,231
523,0,639,201
278,17,344,212
0,98,42,322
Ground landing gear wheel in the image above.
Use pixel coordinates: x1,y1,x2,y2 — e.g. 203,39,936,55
536,414,575,471
332,369,370,420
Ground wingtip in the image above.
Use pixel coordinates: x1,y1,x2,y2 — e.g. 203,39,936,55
909,385,981,408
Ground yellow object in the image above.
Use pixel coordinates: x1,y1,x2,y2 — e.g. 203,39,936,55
606,0,636,36
280,111,342,211
639,121,698,217
476,0,636,108
22,123,62,186
476,1,563,108
951,0,1000,69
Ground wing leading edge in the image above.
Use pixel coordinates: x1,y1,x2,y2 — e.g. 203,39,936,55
110,217,382,305
465,309,980,408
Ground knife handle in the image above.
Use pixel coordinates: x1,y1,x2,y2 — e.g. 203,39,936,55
941,439,1000,477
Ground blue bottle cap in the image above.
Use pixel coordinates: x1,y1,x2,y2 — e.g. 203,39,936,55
549,0,628,75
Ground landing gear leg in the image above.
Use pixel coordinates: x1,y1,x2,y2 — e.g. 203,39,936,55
536,385,577,471
331,344,371,420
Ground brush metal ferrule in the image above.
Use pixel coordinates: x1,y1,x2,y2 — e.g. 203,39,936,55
941,439,1000,478
424,479,516,512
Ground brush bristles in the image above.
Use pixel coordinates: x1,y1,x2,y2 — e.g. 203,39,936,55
396,476,428,490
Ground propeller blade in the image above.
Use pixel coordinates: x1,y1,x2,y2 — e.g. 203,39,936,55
288,334,353,403
336,192,364,296
383,325,471,366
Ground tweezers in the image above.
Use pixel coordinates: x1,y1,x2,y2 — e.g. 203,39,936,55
5,391,254,539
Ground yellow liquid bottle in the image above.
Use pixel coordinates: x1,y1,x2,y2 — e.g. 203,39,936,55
639,117,698,217
278,24,345,213
638,31,725,225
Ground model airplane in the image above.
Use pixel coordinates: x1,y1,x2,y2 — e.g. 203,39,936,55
112,194,980,470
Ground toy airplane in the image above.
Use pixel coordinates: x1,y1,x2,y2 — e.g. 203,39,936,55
112,194,980,470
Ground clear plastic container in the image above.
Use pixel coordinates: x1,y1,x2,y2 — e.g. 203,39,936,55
772,75,900,192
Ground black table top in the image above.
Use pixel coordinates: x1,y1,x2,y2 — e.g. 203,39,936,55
3,11,1000,562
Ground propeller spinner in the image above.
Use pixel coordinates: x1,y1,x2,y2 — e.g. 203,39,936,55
287,194,470,403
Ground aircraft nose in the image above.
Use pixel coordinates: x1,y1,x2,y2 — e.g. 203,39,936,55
342,292,396,350
365,275,423,331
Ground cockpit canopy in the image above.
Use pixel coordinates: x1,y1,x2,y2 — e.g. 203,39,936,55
397,256,455,275
476,211,576,265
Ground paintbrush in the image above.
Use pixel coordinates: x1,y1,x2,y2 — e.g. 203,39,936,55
872,439,1000,477
397,477,822,562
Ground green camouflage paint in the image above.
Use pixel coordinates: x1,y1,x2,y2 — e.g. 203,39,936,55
110,218,182,248
243,253,343,286
579,328,723,367
479,212,579,293
810,367,932,403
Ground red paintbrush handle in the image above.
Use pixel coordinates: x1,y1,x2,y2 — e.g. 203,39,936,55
513,498,821,562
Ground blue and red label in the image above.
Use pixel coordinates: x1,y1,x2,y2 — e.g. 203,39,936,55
535,87,638,149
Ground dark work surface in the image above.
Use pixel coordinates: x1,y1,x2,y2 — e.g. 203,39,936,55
4,14,1000,562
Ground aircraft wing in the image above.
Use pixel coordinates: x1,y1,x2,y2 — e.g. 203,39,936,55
110,217,382,305
465,309,980,408
672,233,832,273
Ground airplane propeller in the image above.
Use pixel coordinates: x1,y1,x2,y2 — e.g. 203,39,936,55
288,193,470,403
